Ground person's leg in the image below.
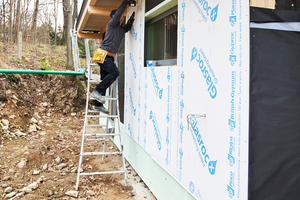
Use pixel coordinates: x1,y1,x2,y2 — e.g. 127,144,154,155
95,56,120,94
94,65,108,107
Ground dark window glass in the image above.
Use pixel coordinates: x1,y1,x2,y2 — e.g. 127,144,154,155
146,0,165,12
145,10,178,64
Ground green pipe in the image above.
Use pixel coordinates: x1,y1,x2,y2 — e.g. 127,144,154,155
0,68,86,75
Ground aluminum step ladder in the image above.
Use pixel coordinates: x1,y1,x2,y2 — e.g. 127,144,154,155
76,39,127,190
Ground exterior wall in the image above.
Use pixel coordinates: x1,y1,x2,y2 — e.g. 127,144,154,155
121,0,250,199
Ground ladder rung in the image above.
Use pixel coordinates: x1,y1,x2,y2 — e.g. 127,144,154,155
86,115,119,118
82,152,122,156
90,63,98,66
79,170,125,176
86,114,102,117
86,138,106,141
88,96,117,100
89,80,101,83
85,133,120,136
105,97,118,100
86,125,106,127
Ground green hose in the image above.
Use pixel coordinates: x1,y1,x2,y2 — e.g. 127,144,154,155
0,68,86,75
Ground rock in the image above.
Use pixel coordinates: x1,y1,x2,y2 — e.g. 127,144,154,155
2,184,8,188
15,130,26,137
55,157,62,164
42,164,48,170
9,115,15,119
71,167,77,173
1,119,9,126
40,131,46,135
14,192,25,198
71,113,76,116
28,124,37,132
4,191,16,199
48,190,53,197
86,190,95,196
17,158,27,168
41,102,48,107
27,182,38,190
4,187,13,193
20,187,32,193
30,118,38,124
65,190,78,198
36,176,45,183
2,126,8,131
33,170,40,175
3,176,11,181
55,163,67,170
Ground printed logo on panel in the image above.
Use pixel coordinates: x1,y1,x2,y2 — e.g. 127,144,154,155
189,115,217,175
189,181,195,193
228,136,235,167
129,53,137,79
147,61,163,99
227,171,235,198
191,47,218,99
129,88,136,116
228,71,236,131
229,0,237,27
192,0,219,22
149,110,162,150
229,32,237,66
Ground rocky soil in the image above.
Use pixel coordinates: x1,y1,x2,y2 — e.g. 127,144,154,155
0,43,155,200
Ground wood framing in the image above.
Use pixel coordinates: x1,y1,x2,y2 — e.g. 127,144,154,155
250,0,275,9
76,0,123,38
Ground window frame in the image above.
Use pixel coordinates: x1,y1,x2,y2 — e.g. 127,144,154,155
145,6,178,67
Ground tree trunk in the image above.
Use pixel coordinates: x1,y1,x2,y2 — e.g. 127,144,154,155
73,0,77,28
54,0,58,45
9,0,13,42
0,4,5,41
63,0,73,67
31,0,39,43
14,0,20,43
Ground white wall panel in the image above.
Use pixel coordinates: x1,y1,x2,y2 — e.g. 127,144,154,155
124,0,249,199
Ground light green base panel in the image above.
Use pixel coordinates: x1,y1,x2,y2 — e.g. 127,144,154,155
112,123,196,200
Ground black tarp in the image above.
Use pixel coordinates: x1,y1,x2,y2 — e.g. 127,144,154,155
249,7,300,200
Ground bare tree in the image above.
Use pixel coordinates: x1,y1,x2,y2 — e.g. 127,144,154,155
9,0,13,42
2,0,5,41
72,0,77,28
14,0,20,43
63,0,73,67
54,0,58,45
31,0,39,43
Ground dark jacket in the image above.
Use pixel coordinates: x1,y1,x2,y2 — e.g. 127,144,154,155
100,0,133,54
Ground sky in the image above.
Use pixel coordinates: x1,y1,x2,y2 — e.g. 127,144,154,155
57,0,83,27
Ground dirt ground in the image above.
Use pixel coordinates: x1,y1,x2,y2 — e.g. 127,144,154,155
0,43,156,199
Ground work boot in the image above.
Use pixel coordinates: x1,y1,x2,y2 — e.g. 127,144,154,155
90,90,105,104
94,105,109,114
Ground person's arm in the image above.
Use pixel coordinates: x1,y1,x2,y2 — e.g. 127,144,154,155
122,11,135,32
107,0,128,27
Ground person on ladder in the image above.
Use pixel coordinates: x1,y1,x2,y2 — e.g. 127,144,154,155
91,0,135,113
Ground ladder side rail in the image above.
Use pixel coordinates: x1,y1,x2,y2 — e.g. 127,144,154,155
76,38,93,190
102,82,115,161
116,78,127,186
70,29,81,72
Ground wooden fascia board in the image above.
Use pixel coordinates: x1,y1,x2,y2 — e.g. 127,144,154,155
77,0,91,32
77,4,117,32
78,32,103,39
90,0,97,6
88,5,118,16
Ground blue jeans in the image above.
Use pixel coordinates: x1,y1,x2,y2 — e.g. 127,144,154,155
95,55,120,106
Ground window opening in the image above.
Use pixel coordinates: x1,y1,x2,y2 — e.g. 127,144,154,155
145,7,178,66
